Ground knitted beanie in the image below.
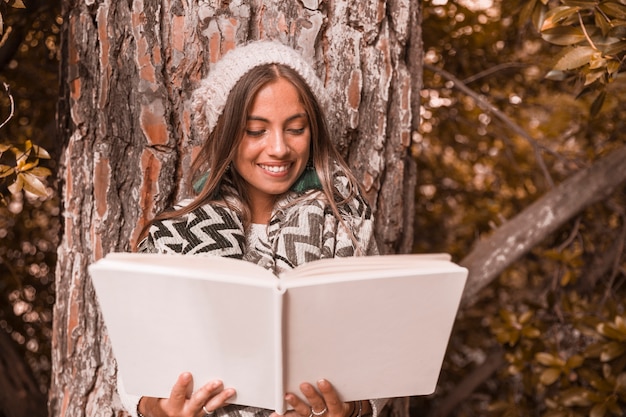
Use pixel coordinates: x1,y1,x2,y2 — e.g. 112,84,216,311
191,40,328,141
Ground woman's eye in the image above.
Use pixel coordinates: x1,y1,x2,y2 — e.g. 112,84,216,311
246,130,265,137
287,128,306,135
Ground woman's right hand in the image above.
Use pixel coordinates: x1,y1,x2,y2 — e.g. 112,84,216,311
138,372,236,417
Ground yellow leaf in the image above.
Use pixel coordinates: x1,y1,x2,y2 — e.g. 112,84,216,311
32,144,51,159
17,160,38,172
540,6,581,31
20,172,48,197
590,403,606,417
540,368,561,385
553,46,597,71
28,166,51,178
600,341,626,362
566,354,584,368
536,352,563,366
519,310,534,324
597,322,626,341
10,0,27,8
0,164,13,178
541,26,586,46
585,69,605,86
8,174,23,194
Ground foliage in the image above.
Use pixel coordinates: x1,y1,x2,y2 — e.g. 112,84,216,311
1,1,53,205
0,0,25,44
1,85,52,204
523,0,626,115
416,0,625,416
0,0,60,396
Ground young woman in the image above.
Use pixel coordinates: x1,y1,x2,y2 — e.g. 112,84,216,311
121,40,386,417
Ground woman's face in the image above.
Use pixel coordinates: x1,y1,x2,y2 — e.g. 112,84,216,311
233,77,311,221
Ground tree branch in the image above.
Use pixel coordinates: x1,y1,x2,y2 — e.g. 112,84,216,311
459,144,626,306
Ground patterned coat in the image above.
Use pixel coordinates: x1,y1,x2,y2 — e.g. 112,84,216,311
118,170,387,417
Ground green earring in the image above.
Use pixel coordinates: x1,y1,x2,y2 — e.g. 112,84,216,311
290,163,322,193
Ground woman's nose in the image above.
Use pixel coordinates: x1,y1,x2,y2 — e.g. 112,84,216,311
267,130,288,156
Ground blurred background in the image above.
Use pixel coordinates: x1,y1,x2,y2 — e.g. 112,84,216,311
1,0,624,416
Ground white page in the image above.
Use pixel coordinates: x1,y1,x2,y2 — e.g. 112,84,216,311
282,254,454,280
282,269,467,401
90,257,280,410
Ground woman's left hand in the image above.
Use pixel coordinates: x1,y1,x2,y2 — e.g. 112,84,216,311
272,379,353,417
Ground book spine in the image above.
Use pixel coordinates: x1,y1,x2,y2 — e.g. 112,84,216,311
274,287,286,414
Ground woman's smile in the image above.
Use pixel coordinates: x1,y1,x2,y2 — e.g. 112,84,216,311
233,77,311,221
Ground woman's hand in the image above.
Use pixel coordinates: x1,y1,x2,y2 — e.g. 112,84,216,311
274,379,368,417
139,372,236,417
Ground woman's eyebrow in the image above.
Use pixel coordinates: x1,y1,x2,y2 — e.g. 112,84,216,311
247,113,307,123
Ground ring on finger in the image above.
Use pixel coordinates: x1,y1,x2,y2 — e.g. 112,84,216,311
203,405,215,416
311,407,327,416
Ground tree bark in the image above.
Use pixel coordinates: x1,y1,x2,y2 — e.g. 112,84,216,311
50,0,420,416
460,145,626,306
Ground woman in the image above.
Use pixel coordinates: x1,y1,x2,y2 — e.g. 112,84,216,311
121,40,386,417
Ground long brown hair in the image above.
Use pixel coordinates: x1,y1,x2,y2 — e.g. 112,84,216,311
137,64,361,246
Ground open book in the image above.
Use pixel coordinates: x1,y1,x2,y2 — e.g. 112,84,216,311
89,253,468,413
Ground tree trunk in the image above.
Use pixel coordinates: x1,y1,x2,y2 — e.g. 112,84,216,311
50,0,421,415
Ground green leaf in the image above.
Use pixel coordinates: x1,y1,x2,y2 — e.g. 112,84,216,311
541,26,587,46
553,46,597,70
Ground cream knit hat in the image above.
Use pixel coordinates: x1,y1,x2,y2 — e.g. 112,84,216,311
191,40,328,141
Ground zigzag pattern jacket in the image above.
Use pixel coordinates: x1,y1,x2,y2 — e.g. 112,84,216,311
138,173,377,274
118,170,388,417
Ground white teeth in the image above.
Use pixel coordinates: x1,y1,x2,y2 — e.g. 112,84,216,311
260,164,289,173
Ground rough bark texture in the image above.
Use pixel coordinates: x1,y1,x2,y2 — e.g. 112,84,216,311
50,0,421,416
